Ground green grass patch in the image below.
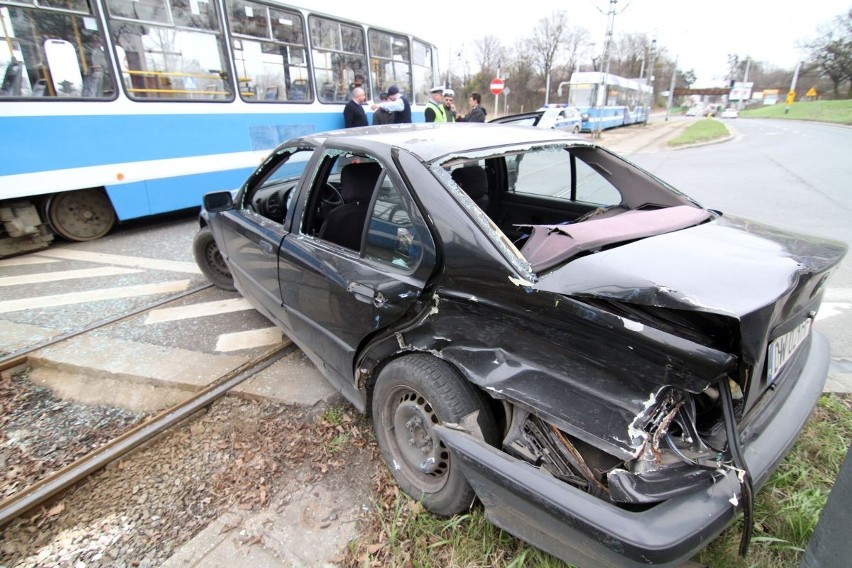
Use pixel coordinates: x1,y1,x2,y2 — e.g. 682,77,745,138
346,394,852,568
696,393,852,567
667,118,730,147
740,99,852,125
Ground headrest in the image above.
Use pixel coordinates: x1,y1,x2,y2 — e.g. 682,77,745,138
341,162,382,203
451,166,488,199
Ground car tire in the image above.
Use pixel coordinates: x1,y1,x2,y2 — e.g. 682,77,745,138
193,226,235,291
372,354,497,516
573,125,581,134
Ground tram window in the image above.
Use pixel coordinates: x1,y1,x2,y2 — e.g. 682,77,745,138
172,0,219,31
107,0,233,100
106,0,169,24
39,0,90,11
411,40,433,106
309,16,368,103
226,0,312,103
0,4,118,99
368,29,411,99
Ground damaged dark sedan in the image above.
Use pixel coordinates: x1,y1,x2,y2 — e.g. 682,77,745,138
193,123,846,567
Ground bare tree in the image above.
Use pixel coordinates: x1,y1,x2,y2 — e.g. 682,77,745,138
475,35,505,77
803,9,852,98
527,11,570,105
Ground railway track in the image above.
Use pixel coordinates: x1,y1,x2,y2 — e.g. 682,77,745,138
0,284,297,529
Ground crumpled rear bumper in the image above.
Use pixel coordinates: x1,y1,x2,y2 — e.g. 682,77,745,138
436,331,830,567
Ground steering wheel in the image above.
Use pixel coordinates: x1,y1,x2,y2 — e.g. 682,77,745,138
321,183,343,208
316,183,344,224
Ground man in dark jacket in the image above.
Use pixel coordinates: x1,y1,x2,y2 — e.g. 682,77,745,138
457,92,487,122
372,92,395,125
343,87,368,128
371,84,411,123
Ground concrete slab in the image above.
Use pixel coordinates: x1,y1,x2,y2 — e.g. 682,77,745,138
0,319,61,354
826,358,852,393
161,463,372,568
28,334,257,390
233,350,338,406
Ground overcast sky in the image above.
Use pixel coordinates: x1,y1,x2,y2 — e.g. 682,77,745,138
291,0,849,87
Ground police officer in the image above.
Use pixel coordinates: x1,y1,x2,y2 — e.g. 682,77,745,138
425,86,448,122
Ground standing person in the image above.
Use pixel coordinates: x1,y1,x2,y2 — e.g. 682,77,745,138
371,85,411,123
372,92,395,125
424,86,447,122
343,87,368,128
456,92,486,122
442,89,456,122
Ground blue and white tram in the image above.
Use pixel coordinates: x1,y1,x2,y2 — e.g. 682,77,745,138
0,0,438,255
564,71,652,133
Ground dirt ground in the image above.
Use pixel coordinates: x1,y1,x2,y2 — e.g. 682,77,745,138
0,371,379,567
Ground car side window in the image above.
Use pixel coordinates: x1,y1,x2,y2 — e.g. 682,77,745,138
510,148,621,208
243,147,316,224
364,176,423,270
574,158,621,206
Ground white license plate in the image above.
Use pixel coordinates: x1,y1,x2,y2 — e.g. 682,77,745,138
767,319,812,382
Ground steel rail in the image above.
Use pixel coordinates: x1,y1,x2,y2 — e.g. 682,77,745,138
0,283,213,373
0,340,296,528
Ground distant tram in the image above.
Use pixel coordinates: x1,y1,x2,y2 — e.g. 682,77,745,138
0,0,437,256
561,72,652,133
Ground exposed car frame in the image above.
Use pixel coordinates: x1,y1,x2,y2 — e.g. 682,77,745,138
193,123,845,567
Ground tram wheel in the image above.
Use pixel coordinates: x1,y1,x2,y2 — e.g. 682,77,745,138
45,189,116,241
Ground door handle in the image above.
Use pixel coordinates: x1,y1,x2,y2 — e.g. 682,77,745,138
347,282,386,307
260,241,274,257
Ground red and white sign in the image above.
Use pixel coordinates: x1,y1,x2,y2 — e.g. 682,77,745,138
490,78,505,95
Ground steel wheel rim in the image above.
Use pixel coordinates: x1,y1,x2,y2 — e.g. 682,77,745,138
46,190,115,241
382,385,450,493
204,240,230,280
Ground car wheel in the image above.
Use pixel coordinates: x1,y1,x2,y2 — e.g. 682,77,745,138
573,125,581,134
193,226,235,291
372,354,497,516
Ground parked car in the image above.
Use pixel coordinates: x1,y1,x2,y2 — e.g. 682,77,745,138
685,105,702,117
721,107,739,118
490,105,582,134
193,123,846,568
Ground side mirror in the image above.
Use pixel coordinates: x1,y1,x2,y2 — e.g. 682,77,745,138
203,191,234,212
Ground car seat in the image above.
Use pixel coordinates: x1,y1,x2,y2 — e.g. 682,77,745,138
451,166,489,212
319,162,382,251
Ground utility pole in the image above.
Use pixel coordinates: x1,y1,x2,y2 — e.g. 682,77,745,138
643,37,657,124
593,0,618,139
786,61,801,114
665,56,677,121
737,57,750,111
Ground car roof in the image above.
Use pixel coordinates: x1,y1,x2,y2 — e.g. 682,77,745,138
292,123,589,164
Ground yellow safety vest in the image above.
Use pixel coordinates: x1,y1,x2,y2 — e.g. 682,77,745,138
426,100,447,122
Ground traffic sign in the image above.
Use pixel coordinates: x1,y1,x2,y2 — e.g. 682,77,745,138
490,78,504,95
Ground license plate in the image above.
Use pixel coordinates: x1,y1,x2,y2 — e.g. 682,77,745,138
767,319,812,382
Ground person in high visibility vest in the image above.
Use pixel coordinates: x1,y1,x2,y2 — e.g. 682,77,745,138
425,86,448,122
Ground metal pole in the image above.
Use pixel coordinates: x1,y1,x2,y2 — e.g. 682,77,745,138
665,56,677,121
644,38,656,124
494,66,500,118
737,58,750,111
593,0,618,139
786,61,801,114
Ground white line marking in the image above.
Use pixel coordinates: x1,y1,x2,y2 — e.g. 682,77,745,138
0,266,141,287
145,297,253,324
825,288,852,302
816,302,851,322
35,249,201,274
0,280,190,314
0,256,59,268
215,327,284,352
